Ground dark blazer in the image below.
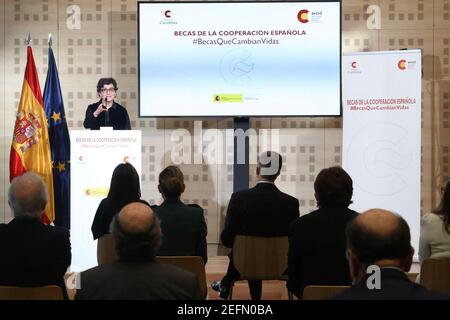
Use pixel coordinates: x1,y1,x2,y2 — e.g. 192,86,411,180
221,182,300,248
75,261,202,300
0,218,71,294
288,206,358,298
153,199,208,264
83,100,131,130
330,268,450,300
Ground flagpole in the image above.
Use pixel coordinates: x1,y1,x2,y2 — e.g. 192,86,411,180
48,33,52,47
24,33,31,46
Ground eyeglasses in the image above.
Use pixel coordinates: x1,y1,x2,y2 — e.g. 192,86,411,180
100,88,116,93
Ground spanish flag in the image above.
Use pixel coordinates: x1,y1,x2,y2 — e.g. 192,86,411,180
10,46,55,224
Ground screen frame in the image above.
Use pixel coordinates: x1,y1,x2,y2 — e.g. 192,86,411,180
137,0,342,118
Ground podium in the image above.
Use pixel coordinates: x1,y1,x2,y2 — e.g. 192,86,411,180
70,129,142,271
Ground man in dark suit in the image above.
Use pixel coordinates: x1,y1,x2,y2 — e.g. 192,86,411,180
332,209,448,300
288,166,358,298
75,202,202,300
0,172,71,297
212,151,300,300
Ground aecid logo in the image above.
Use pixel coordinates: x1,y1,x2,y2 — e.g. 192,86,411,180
164,10,171,18
351,61,358,69
397,59,406,70
298,9,323,23
297,9,309,23
397,59,417,71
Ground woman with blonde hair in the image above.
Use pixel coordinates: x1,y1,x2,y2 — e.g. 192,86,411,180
153,166,208,264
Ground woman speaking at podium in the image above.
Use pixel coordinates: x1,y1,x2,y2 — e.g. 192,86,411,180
83,78,131,130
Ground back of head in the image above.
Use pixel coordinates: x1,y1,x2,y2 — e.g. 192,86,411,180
108,163,141,211
257,151,283,182
8,172,48,219
158,166,185,199
96,77,118,92
435,179,450,234
113,202,161,262
314,166,353,208
346,209,412,268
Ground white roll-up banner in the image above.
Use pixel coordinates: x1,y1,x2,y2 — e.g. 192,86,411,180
70,130,142,271
343,50,421,258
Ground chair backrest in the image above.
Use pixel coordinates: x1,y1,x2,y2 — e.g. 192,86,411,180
232,235,288,280
0,285,64,300
156,256,207,298
97,234,117,265
302,285,350,300
406,272,419,282
420,258,450,294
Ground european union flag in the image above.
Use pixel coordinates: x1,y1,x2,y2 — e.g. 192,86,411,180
44,47,71,229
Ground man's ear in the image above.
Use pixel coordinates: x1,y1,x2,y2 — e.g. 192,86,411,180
402,246,414,272
157,184,162,194
181,183,186,194
347,249,361,283
39,202,47,219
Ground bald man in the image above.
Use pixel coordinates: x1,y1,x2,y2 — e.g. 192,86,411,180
0,172,71,297
75,202,202,300
331,209,448,300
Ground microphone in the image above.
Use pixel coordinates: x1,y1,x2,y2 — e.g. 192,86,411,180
103,98,110,126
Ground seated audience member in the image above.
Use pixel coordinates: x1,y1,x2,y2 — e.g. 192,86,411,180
153,166,208,264
419,180,450,262
332,209,449,300
75,202,202,300
91,163,149,240
0,172,71,297
212,151,299,300
288,166,358,298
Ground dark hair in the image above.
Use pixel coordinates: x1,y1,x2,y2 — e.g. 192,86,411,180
346,214,411,265
257,151,283,181
434,179,450,234
113,214,161,262
97,77,118,92
314,166,353,208
158,166,185,199
108,163,141,213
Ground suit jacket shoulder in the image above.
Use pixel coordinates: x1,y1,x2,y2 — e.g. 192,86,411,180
330,268,450,300
75,261,202,300
288,207,357,298
42,223,70,238
155,201,208,263
220,183,299,247
0,219,71,293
